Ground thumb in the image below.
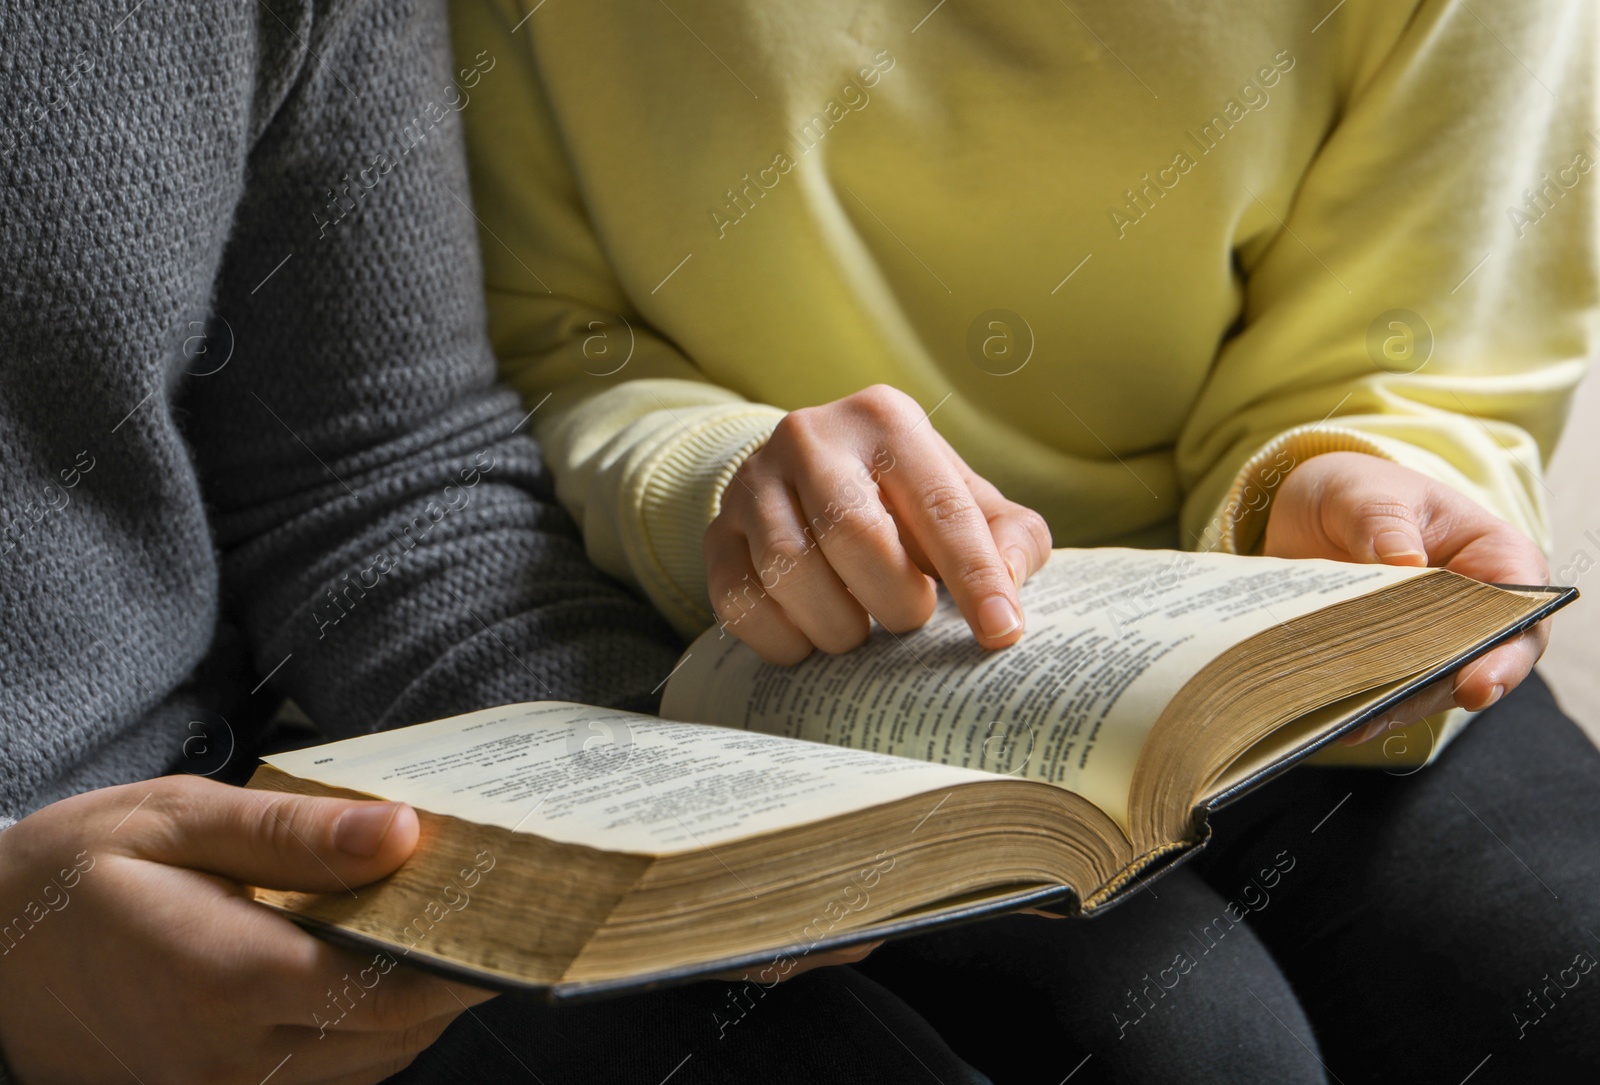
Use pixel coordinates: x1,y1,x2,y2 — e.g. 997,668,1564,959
125,776,420,892
1318,476,1431,567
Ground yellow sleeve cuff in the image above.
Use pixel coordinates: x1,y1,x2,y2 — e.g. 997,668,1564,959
614,406,784,638
1199,422,1548,558
1198,424,1399,555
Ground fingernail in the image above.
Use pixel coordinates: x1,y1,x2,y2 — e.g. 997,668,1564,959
1004,549,1028,591
978,595,1021,640
1481,684,1506,711
1373,530,1427,565
334,803,402,858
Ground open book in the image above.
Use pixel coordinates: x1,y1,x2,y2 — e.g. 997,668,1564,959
247,548,1573,999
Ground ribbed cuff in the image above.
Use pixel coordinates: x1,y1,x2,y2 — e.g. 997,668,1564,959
1198,424,1400,555
627,406,785,637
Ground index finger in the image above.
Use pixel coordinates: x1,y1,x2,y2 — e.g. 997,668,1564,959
877,433,1024,648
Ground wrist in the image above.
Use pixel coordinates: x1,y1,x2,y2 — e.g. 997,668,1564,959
627,406,785,637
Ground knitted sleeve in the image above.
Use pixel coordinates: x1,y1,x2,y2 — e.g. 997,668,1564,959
450,0,785,639
1177,0,1597,557
180,0,684,734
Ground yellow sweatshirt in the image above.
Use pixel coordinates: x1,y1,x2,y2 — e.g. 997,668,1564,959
451,0,1597,642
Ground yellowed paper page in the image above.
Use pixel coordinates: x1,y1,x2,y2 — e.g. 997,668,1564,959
262,702,994,855
663,548,1424,829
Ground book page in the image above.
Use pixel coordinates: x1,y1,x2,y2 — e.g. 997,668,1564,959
662,548,1425,829
261,702,996,855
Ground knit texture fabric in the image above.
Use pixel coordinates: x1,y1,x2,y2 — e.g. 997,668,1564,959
0,3,681,834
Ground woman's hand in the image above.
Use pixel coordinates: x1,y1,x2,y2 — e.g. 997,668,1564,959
707,385,1052,664
0,776,494,1084
1262,451,1550,744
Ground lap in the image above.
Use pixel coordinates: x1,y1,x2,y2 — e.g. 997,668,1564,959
857,871,1328,1084
389,963,992,1085
1195,671,1600,1082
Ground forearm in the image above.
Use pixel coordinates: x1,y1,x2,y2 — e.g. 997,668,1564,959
485,287,786,635
1178,0,1597,556
454,0,791,634
217,389,684,728
533,379,783,636
183,0,682,730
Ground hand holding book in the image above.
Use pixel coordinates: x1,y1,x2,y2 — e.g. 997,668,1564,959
1261,451,1551,740
0,776,494,1083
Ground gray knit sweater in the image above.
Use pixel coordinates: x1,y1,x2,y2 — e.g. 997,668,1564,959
0,4,680,854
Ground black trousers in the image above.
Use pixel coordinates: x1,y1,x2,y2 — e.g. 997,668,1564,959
395,674,1600,1084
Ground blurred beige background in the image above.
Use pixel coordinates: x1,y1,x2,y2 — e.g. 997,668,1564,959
1541,365,1600,746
